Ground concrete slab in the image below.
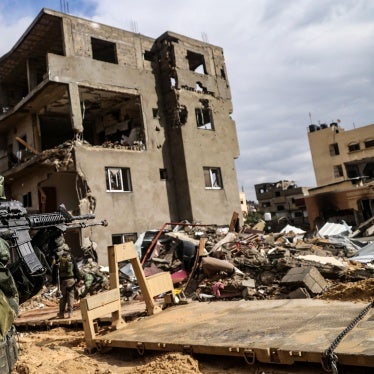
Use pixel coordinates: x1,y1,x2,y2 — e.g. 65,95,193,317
93,299,374,367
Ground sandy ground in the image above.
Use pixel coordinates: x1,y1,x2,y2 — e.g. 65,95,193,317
11,278,373,374
12,327,331,374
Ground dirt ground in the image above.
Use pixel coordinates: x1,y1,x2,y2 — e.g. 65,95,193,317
11,277,373,374
11,326,335,374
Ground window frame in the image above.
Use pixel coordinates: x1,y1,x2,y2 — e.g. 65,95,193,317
203,167,223,189
195,107,214,130
333,165,344,178
105,167,132,192
112,232,138,245
329,143,340,156
348,142,360,152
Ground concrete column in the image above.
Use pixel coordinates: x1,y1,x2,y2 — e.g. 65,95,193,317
68,83,83,134
62,18,74,56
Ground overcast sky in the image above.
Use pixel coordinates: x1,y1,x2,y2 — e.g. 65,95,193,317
1,0,373,201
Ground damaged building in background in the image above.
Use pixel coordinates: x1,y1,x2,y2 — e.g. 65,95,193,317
0,8,241,264
306,122,374,229
254,180,310,232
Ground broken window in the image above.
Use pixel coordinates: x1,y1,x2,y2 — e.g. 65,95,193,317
112,232,138,244
364,139,374,149
203,167,223,189
196,107,214,130
22,192,32,208
105,167,132,192
159,169,168,180
329,143,340,156
348,142,360,152
333,165,344,178
187,50,207,74
345,164,360,179
91,37,118,64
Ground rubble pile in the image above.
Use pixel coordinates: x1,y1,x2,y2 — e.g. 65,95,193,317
39,141,75,171
19,220,374,314
129,221,374,304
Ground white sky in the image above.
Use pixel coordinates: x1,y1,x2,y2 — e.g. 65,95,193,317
1,0,373,201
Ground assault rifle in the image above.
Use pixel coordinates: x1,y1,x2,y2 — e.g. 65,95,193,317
0,200,107,302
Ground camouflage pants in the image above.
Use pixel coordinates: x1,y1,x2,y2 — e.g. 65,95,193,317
59,278,75,314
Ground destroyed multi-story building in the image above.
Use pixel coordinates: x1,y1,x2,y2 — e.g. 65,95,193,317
254,180,310,230
306,122,374,228
0,8,241,263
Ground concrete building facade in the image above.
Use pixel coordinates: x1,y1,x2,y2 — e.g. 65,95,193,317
307,122,374,186
255,180,310,231
306,122,374,228
0,9,241,264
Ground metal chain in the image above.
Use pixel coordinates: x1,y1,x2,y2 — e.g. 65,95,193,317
321,300,373,373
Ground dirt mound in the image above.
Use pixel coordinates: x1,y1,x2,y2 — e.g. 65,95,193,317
318,278,374,302
134,352,201,373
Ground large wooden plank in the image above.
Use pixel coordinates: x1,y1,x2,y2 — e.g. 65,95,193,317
93,299,374,367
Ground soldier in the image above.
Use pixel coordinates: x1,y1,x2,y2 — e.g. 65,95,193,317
0,235,19,373
53,247,80,318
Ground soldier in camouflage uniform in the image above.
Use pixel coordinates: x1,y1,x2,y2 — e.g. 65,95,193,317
53,247,80,319
0,175,18,373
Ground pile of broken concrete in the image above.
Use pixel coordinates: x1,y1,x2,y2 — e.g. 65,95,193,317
122,219,373,304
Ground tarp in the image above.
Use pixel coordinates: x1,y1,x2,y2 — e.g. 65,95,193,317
318,221,352,237
280,224,306,235
350,242,374,263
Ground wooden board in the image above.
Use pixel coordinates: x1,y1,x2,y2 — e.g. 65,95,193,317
92,299,374,367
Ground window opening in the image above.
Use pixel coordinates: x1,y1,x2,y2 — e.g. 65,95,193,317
187,50,207,74
22,192,32,208
16,135,27,161
91,37,118,64
196,100,214,130
112,232,138,244
345,164,360,179
329,143,340,156
152,108,159,119
364,139,374,148
203,167,223,189
105,167,132,192
333,165,344,178
144,50,154,62
348,142,360,152
159,169,168,180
